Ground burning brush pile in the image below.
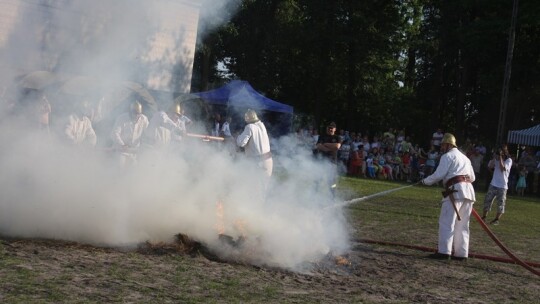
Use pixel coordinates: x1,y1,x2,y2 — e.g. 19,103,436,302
137,232,355,274
136,199,354,273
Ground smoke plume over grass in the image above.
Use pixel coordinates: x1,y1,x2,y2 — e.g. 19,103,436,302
0,0,349,270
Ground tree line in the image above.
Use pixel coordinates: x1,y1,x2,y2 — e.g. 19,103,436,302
192,0,540,148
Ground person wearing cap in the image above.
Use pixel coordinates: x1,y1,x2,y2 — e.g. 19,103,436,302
145,102,186,149
111,100,149,166
421,133,476,261
315,122,342,195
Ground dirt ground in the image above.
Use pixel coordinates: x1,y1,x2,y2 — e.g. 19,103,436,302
1,234,538,303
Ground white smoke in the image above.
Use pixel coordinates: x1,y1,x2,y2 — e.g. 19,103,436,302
0,0,350,270
0,125,350,269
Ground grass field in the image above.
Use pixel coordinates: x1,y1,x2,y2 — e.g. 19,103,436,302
339,177,540,262
1,176,539,303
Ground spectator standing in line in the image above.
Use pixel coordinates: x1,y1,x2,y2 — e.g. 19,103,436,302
519,147,537,194
371,135,381,151
424,145,439,177
315,122,342,195
394,130,405,154
351,134,362,151
432,128,444,151
401,136,413,153
390,152,402,180
516,165,527,196
361,136,371,153
469,148,484,189
421,133,476,261
338,139,351,175
482,145,512,225
348,145,365,177
211,112,222,137
220,116,232,138
475,141,487,156
219,115,237,155
401,151,412,182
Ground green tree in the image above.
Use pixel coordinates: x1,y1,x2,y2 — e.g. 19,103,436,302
192,0,540,145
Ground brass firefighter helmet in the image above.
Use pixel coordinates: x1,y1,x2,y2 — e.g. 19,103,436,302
244,109,259,123
441,133,457,147
130,100,143,114
168,103,181,115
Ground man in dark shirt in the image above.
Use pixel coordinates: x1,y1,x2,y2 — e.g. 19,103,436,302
315,122,342,196
316,122,341,163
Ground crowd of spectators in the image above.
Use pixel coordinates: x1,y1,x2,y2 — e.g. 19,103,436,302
295,126,540,196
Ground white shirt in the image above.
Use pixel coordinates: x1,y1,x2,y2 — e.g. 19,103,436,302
432,132,444,146
236,120,271,157
362,142,371,152
221,121,231,137
64,114,97,146
146,111,185,146
212,121,221,137
111,113,149,148
489,157,512,189
423,147,476,202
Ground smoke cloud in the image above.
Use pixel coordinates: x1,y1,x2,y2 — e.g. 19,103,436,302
0,0,349,271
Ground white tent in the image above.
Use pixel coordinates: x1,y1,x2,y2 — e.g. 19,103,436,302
507,124,540,146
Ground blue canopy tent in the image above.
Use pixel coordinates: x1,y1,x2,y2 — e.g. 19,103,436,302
507,124,540,147
193,80,293,136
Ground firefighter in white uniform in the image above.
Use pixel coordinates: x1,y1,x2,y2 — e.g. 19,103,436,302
111,100,149,166
236,109,273,177
236,109,273,202
64,101,97,147
146,103,186,149
421,133,476,260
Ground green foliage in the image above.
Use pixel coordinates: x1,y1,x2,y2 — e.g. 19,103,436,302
194,0,540,144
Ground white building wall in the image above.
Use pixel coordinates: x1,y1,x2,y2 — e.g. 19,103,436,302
0,0,201,93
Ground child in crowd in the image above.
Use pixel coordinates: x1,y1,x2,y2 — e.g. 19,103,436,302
366,153,376,178
401,152,411,182
516,165,527,196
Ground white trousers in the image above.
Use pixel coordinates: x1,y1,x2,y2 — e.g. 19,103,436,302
438,197,473,258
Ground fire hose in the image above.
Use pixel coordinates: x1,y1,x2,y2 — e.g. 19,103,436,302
186,133,224,141
355,238,540,269
470,208,540,276
337,182,540,276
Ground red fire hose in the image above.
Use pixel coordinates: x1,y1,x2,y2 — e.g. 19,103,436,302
356,239,540,269
356,209,540,276
470,208,540,276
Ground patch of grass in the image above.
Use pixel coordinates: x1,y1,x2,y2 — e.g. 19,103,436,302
339,176,540,260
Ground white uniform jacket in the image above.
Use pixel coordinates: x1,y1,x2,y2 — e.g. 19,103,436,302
236,121,271,157
146,111,185,146
423,147,476,202
111,113,149,148
64,114,97,146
